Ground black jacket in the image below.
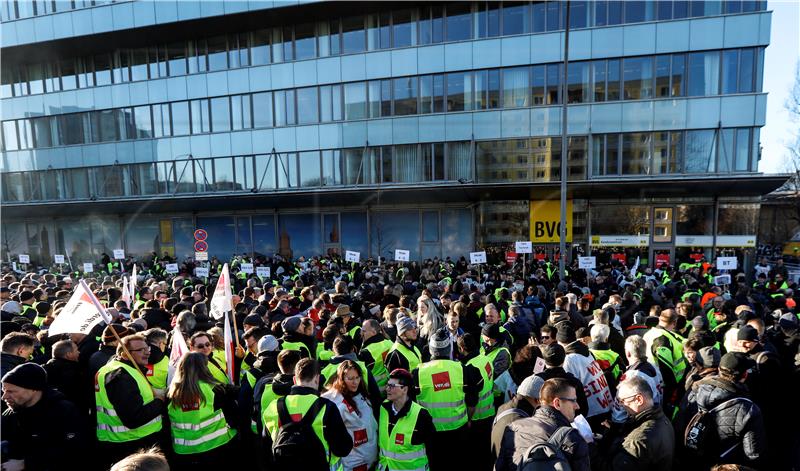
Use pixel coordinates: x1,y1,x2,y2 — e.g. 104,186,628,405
43,358,86,411
535,366,589,418
496,405,590,471
0,352,25,379
599,406,675,471
104,358,165,431
139,307,172,331
491,396,536,462
252,372,294,435
380,399,435,448
88,345,116,380
1,388,87,471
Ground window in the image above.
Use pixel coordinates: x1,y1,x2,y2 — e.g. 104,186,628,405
320,85,343,122
419,5,444,45
420,74,445,113
532,1,547,32
669,131,683,173
251,29,271,65
44,63,60,93
546,64,561,104
60,59,78,90
94,54,112,86
367,12,391,50
170,101,190,136
329,20,342,55
735,128,751,171
31,117,53,148
92,110,118,143
253,92,273,128
2,121,18,151
566,62,590,103
624,1,653,23
475,69,501,109
671,54,685,97
623,57,653,99
343,148,378,184
445,3,472,41
392,144,423,183
231,95,253,130
167,42,187,76
190,99,210,134
131,48,149,81
532,65,546,104
316,20,331,57
207,36,228,71
477,2,501,38
393,77,418,115
282,27,294,62
446,72,472,111
652,131,669,174
622,133,650,175
368,81,383,118
27,64,44,94
503,67,530,107
592,60,606,101
188,40,207,74
687,51,720,96
295,22,317,60
393,9,416,47
298,151,320,187
719,128,735,172
210,97,231,132
380,146,393,182
344,82,367,120
607,134,620,174
296,87,319,124
685,129,717,172
342,16,366,54
133,106,152,138
739,48,755,93
322,150,343,186
655,56,671,98
546,1,562,31
570,1,588,29
274,90,296,126
255,154,276,190
721,50,738,95
276,152,298,189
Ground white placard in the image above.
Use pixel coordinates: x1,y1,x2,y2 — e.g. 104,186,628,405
83,262,94,273
714,274,732,285
515,241,533,254
113,249,125,260
533,356,547,374
18,254,30,264
256,266,270,279
240,263,254,274
12,262,17,271
54,254,65,264
716,257,738,270
195,251,208,261
395,249,410,262
165,263,179,274
470,251,487,264
578,256,596,269
195,267,209,278
345,250,360,263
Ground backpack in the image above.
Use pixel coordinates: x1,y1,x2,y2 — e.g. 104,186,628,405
272,397,328,470
517,426,574,471
684,397,752,458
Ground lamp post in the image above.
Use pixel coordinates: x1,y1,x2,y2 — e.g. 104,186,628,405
559,1,572,279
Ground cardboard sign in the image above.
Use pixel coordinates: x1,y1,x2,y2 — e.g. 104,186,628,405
395,249,410,262
18,254,30,264
165,263,179,274
195,251,208,261
515,241,533,254
716,257,738,270
83,263,94,273
113,249,125,260
54,254,65,264
240,263,254,274
256,267,270,279
578,256,596,269
345,251,360,263
714,274,732,285
195,267,209,278
470,251,487,264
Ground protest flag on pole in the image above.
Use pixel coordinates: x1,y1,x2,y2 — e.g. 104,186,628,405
48,279,113,336
209,263,232,320
166,327,189,386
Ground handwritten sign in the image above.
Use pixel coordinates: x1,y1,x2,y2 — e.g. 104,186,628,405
18,254,30,264
195,267,209,278
395,249,410,262
345,251,360,263
83,263,94,273
578,257,596,269
515,241,533,254
240,263,254,274
165,263,179,274
54,254,65,264
113,249,125,260
256,267,270,279
470,251,487,264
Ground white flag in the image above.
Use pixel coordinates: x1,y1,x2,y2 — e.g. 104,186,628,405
166,327,189,386
631,256,640,275
209,263,232,320
121,276,132,309
223,314,236,383
49,280,113,336
130,264,137,307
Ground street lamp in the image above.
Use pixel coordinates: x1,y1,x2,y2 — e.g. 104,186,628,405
559,1,572,278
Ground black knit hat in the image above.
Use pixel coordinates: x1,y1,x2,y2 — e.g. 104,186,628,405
541,343,566,367
481,323,501,340
556,324,576,344
719,352,754,377
1,363,47,391
737,325,759,342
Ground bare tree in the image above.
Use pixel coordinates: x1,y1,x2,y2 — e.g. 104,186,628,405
784,60,800,178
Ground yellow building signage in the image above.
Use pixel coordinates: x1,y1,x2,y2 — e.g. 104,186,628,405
530,200,572,243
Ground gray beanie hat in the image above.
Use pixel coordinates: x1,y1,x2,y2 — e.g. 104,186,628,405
397,315,417,336
428,328,452,357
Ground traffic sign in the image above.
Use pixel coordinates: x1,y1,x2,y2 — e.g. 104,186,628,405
194,240,208,252
194,229,208,241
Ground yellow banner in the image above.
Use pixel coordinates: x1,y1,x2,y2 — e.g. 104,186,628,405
530,200,572,243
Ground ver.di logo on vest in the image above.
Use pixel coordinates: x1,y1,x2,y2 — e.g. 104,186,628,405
431,372,452,392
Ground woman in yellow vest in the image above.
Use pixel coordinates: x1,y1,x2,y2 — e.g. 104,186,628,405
167,352,238,469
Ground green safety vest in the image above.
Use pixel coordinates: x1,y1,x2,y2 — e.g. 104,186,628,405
32,314,46,327
145,355,169,395
347,324,362,341
167,381,237,454
316,343,334,362
378,401,429,471
208,357,230,385
589,348,621,380
363,338,393,389
465,353,495,420
259,382,281,434
706,308,722,331
321,360,369,389
281,340,312,358
388,341,422,372
770,281,789,298
264,394,343,471
95,360,163,443
643,327,688,383
417,359,467,431
475,307,507,324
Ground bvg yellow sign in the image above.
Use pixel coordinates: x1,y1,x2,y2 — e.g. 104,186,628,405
530,200,572,243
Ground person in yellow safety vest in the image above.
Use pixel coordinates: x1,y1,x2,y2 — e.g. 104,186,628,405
332,304,363,351
280,315,316,358
166,352,238,468
189,332,232,385
476,302,507,324
94,334,165,467
457,333,496,470
31,302,50,328
134,287,153,311
385,316,422,373
705,295,726,331
378,368,435,471
263,358,354,470
587,324,623,394
143,328,169,396
413,329,481,470
358,319,393,393
480,323,512,380
768,273,789,298
18,291,37,322
320,335,383,405
642,309,688,418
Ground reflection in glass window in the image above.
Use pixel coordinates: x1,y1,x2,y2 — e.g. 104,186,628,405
170,101,190,136
503,67,530,107
94,54,112,86
371,211,420,260
443,209,473,259
214,157,235,190
653,132,668,174
252,215,277,257
420,75,445,113
2,121,18,151
296,87,319,124
368,81,383,118
274,90,296,126
739,48,754,93
210,97,231,132
344,82,367,120
546,64,561,104
60,59,78,90
592,60,606,102
207,36,228,71
194,159,212,192
445,3,472,41
567,136,587,180
685,129,717,173
234,156,254,190
419,5,444,45
341,212,368,256
295,23,317,60
569,0,588,28
623,57,653,100
422,211,439,242
721,50,738,95
733,128,750,171
566,62,590,103
279,214,321,258
251,29,271,65
31,117,53,148
277,153,297,189
546,1,562,31
477,139,529,183
531,137,560,182
167,42,187,76
391,145,420,183
152,104,171,138
446,72,473,111
393,77,418,116
190,99,210,134
298,151,321,187
252,92,273,128
197,217,236,259
687,51,720,96
475,69,501,109
255,154,276,190
393,9,416,47
502,1,529,34
622,133,651,175
322,150,343,186
607,59,620,100
343,148,378,184
671,55,685,97
188,40,207,74
320,85,343,122
655,56,671,98
342,16,366,54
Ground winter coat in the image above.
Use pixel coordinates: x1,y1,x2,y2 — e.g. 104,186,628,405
563,341,612,418
602,407,675,471
496,405,590,471
321,389,378,471
491,396,536,462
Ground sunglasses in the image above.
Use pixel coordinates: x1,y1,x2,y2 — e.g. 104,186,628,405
540,335,551,340
194,342,212,349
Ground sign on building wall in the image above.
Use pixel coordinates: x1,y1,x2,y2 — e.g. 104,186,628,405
530,200,572,243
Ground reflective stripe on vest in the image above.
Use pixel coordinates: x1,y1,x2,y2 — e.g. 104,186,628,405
388,341,421,372
95,360,163,443
378,401,429,471
643,327,687,383
466,353,495,420
168,381,236,454
364,339,393,389
417,359,467,431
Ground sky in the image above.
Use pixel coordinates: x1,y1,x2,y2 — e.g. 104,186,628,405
758,1,800,174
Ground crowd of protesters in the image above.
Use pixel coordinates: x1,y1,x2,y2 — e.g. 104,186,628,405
1,251,799,471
